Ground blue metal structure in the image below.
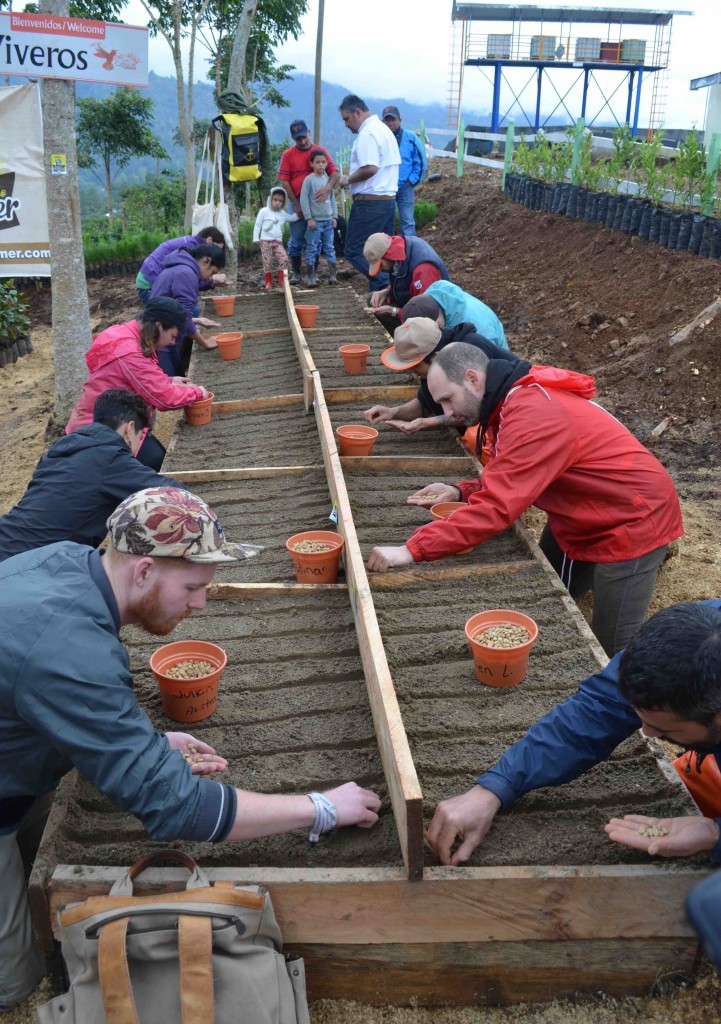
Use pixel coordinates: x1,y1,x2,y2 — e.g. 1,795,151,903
450,4,689,136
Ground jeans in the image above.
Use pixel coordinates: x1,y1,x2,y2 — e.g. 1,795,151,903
688,870,721,971
539,525,669,656
305,220,336,265
287,217,307,258
396,183,417,236
344,197,395,292
136,432,166,471
157,342,182,377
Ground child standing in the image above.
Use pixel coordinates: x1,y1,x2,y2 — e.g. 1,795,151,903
253,187,299,290
299,149,338,287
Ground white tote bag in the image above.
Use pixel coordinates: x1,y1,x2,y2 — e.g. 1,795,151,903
191,134,216,236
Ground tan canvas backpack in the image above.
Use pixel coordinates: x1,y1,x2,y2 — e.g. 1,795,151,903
37,850,310,1024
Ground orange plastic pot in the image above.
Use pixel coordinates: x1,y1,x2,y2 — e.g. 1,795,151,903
339,343,370,374
464,609,539,688
430,500,474,555
211,295,236,317
336,424,378,457
286,530,345,584
150,640,227,722
184,391,214,426
460,425,492,465
295,304,319,328
215,332,243,360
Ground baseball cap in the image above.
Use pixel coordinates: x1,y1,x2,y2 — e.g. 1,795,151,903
142,297,187,332
107,487,263,564
381,318,442,370
290,119,309,139
364,233,406,276
382,105,401,120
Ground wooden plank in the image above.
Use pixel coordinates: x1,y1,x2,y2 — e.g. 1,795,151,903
324,385,417,404
311,372,424,880
369,560,535,588
47,863,709,944
171,466,318,483
213,394,304,414
283,274,317,380
669,297,721,347
290,938,698,1006
341,456,474,473
208,582,347,600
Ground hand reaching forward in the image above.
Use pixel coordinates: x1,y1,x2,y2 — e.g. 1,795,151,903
407,483,459,507
427,787,502,865
605,813,720,858
366,544,414,573
323,781,381,829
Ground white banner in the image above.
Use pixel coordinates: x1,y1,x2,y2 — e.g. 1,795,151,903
0,84,50,277
0,12,148,87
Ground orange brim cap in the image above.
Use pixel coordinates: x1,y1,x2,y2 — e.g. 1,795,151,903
367,259,382,276
380,345,424,371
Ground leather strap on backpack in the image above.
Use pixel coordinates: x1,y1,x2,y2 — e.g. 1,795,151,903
179,915,215,1023
98,918,138,1024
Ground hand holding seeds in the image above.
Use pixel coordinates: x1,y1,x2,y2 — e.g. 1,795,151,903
165,731,228,776
407,483,460,507
604,813,721,858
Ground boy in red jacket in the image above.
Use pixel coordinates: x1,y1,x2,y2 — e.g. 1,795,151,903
367,342,683,655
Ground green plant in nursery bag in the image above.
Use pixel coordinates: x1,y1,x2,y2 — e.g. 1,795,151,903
0,280,31,341
636,130,667,204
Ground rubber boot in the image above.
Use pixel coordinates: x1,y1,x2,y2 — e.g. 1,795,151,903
277,270,285,288
328,263,338,285
306,264,319,288
289,255,302,286
264,272,273,291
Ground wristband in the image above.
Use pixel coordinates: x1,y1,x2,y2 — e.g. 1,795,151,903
307,792,337,845
392,306,398,317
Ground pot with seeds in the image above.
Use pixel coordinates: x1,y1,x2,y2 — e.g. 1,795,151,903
149,640,227,722
285,530,345,584
464,609,539,688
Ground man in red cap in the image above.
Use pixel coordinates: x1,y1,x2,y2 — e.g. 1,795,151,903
363,232,450,321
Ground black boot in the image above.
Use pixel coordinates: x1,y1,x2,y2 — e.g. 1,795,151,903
289,255,302,286
328,263,337,284
306,264,319,288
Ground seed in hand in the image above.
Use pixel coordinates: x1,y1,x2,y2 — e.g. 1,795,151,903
182,743,204,766
474,624,530,649
639,824,668,838
165,659,215,679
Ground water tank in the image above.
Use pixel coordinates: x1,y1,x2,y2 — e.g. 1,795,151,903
487,34,512,59
530,35,557,60
621,39,646,63
574,37,601,60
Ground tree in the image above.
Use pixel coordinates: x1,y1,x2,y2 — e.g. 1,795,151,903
77,88,168,220
36,0,125,424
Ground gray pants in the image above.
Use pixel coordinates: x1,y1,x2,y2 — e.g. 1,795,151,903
539,525,669,656
0,796,52,1008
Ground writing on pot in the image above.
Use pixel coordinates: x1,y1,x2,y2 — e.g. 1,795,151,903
296,564,329,576
477,663,516,679
172,683,214,699
182,695,218,718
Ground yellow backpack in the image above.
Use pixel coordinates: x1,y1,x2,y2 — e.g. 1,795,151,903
212,113,261,182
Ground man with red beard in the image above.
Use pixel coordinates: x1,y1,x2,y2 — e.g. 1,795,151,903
0,487,381,1010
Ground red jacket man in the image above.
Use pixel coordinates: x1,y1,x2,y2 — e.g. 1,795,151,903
367,342,683,655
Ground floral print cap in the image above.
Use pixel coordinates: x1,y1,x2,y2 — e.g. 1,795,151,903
107,487,264,563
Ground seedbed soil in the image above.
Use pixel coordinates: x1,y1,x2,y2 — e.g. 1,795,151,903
329,402,464,457
304,327,404,391
202,288,290,331
344,469,528,563
193,332,303,402
293,284,377,329
164,404,321,471
52,592,401,869
371,569,694,867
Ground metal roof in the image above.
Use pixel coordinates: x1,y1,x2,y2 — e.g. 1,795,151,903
690,72,721,91
451,4,690,26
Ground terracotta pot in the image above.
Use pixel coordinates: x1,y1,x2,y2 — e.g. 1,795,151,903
295,304,319,328
465,609,539,688
339,343,370,374
215,332,243,361
286,530,345,584
211,295,236,317
150,640,227,722
430,501,474,555
184,392,214,426
336,424,378,457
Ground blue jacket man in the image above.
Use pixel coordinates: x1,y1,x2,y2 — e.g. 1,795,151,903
402,280,507,349
381,106,427,236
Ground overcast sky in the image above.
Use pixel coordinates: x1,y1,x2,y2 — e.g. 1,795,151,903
129,0,717,129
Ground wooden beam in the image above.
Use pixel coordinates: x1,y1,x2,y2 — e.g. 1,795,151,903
208,582,347,600
170,466,318,483
324,385,417,404
283,274,317,380
369,560,535,588
47,862,709,944
669,297,721,347
311,372,424,880
213,394,304,414
341,456,475,474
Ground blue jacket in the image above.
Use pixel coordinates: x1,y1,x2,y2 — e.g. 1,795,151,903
393,127,427,188
0,544,236,840
0,424,181,561
477,598,721,862
425,280,507,349
390,236,450,307
149,249,202,338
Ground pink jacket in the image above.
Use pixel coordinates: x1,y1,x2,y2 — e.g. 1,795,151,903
66,320,205,433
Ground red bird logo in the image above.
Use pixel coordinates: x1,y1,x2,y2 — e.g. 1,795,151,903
93,45,118,71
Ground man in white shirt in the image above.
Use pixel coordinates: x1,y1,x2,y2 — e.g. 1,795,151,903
338,93,401,293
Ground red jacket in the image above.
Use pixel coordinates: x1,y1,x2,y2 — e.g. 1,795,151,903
66,321,205,433
406,366,683,564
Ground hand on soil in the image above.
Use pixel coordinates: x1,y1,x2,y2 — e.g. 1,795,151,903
201,336,218,350
427,786,502,866
364,405,395,425
364,304,395,317
368,287,390,310
604,813,721,857
324,781,381,829
407,483,459,507
166,731,228,775
367,544,414,573
194,316,221,328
